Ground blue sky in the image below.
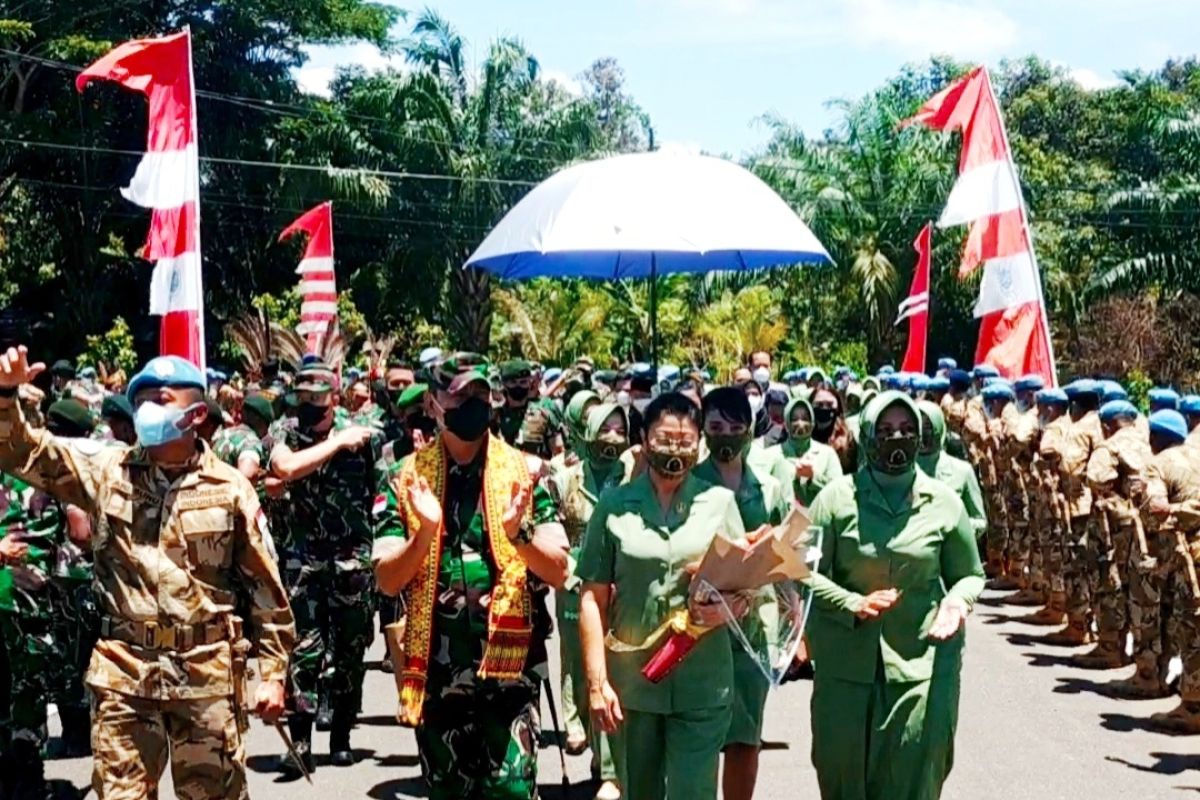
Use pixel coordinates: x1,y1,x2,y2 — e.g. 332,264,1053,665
299,0,1198,157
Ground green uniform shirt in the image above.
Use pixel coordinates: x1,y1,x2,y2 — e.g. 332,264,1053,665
577,473,746,714
0,474,61,615
374,442,559,674
777,437,843,507
805,468,985,685
920,453,988,539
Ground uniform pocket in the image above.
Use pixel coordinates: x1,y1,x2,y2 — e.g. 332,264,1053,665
180,507,235,570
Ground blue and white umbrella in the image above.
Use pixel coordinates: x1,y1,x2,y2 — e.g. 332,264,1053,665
466,150,831,361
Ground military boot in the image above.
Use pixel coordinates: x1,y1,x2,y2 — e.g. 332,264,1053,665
330,700,357,767
1070,633,1129,669
990,559,1023,591
1041,614,1094,646
58,705,92,758
315,692,333,732
984,552,1003,579
1106,667,1173,700
1150,701,1200,734
1003,586,1047,606
280,713,316,778
1021,591,1068,626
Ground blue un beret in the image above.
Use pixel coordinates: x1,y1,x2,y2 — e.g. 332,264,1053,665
1181,395,1200,415
928,376,950,392
127,356,206,401
1014,374,1045,393
1149,409,1189,443
1099,400,1138,422
1036,388,1069,407
982,381,1015,401
973,364,1000,379
948,369,972,390
938,357,958,370
1099,380,1127,403
1065,379,1099,399
1149,388,1181,409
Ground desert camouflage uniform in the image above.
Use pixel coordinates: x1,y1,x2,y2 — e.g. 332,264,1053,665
374,443,558,800
1002,406,1039,583
982,413,1011,569
0,396,294,800
270,415,381,718
1033,416,1072,597
1137,447,1200,692
1084,424,1151,658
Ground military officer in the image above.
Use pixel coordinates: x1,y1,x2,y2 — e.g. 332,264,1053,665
0,347,294,800
498,359,537,445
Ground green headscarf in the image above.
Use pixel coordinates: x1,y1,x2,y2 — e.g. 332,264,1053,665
781,395,815,458
862,376,881,394
860,390,923,506
916,399,947,476
583,402,629,479
564,390,600,454
844,383,865,416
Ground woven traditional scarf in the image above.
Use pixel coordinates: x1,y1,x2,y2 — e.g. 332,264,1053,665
395,434,533,726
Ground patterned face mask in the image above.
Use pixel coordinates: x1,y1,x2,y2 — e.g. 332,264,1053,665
645,438,699,477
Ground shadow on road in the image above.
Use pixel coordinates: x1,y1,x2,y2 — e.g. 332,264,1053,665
1054,676,1119,697
1100,712,1186,736
1105,751,1200,774
368,776,430,799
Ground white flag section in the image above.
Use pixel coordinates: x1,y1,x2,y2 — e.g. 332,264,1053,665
938,160,1022,228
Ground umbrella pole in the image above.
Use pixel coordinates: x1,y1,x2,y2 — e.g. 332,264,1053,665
650,253,659,371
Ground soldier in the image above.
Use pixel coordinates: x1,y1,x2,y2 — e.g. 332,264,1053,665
979,381,1015,584
1024,389,1073,627
95,394,137,445
497,359,537,445
47,359,75,404
1074,400,1150,669
916,401,988,539
1182,395,1200,448
0,347,293,800
214,394,273,482
1117,411,1200,712
373,353,570,800
268,360,380,771
1041,379,1105,646
1149,387,1181,413
1002,375,1045,602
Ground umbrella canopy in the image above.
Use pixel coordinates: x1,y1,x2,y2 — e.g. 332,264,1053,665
465,151,831,279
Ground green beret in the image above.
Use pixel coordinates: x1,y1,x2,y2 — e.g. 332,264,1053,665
243,395,275,425
499,359,534,381
101,395,134,423
47,399,95,436
397,383,428,410
51,359,76,378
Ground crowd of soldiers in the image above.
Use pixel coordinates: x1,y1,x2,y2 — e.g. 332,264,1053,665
2,342,1200,799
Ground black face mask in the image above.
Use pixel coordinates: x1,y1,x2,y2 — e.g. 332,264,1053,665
442,397,492,442
409,413,438,437
506,386,530,403
873,433,918,475
296,402,328,429
814,407,838,429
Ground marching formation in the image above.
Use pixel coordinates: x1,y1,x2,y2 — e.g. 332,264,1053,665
0,343,1193,800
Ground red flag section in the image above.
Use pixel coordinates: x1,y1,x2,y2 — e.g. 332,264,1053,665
78,30,204,368
897,223,932,374
280,202,337,351
902,66,1056,386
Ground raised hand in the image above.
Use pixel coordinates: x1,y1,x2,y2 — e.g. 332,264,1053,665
0,534,28,564
502,480,532,541
0,346,45,389
337,425,375,451
855,588,901,620
408,476,443,536
927,597,968,641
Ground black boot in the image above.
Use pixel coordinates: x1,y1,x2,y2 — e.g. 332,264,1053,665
59,706,92,758
280,714,316,779
315,693,333,732
329,701,356,767
10,737,47,800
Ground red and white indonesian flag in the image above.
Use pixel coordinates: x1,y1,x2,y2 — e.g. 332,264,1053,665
77,29,204,368
903,66,1056,385
279,202,336,352
897,223,932,374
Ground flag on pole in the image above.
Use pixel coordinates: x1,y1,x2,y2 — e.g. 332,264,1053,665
279,202,336,352
902,66,1056,385
77,29,205,369
896,223,932,374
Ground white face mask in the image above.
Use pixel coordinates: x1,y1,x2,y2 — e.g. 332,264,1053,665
632,397,651,414
616,390,631,408
748,395,764,416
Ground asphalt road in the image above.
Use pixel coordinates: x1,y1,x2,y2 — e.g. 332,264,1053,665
44,587,1198,798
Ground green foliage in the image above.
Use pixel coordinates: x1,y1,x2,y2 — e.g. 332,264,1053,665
79,317,138,374
1127,368,1152,412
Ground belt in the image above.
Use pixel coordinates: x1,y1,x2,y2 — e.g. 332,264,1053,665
99,616,240,650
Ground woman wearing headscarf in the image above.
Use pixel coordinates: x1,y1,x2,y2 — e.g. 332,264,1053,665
805,391,984,800
578,393,746,800
812,386,859,474
691,388,790,800
916,400,988,540
555,390,601,470
550,401,627,798
775,396,843,507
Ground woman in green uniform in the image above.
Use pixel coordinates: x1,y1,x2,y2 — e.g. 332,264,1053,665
578,392,746,800
775,396,843,507
550,402,627,799
806,391,984,800
916,400,988,540
692,387,790,800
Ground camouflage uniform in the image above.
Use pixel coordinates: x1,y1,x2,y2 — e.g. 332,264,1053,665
1000,405,1039,587
1041,409,1104,641
213,424,267,473
269,415,381,720
982,413,1011,574
1029,415,1072,621
373,439,558,800
497,403,530,446
0,397,294,800
1080,423,1150,666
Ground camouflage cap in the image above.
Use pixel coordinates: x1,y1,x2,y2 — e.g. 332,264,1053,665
431,352,492,396
499,358,534,381
293,360,337,393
